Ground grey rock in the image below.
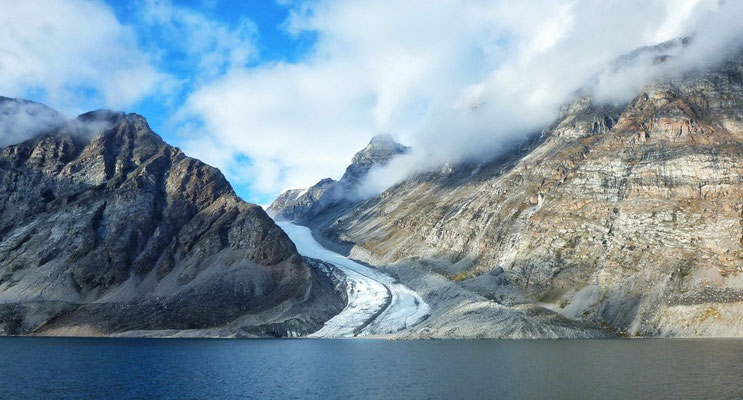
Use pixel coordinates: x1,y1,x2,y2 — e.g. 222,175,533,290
338,133,408,189
290,47,743,337
0,102,345,337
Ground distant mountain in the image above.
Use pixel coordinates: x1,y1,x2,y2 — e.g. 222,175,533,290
0,101,345,337
275,45,743,338
267,134,408,221
338,134,409,188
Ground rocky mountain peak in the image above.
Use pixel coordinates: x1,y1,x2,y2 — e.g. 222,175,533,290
77,109,125,125
340,134,408,186
301,47,743,338
268,135,408,221
368,133,405,150
0,98,345,337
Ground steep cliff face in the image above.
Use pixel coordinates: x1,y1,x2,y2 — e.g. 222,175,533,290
267,134,408,221
0,101,344,337
305,51,743,337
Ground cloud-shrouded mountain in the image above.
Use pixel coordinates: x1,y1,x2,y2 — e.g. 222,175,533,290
267,134,408,221
0,100,344,337
276,45,743,338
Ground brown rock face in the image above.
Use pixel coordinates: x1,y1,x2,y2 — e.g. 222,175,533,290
307,51,743,337
0,104,344,337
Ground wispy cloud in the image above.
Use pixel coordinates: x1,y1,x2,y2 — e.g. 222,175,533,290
0,98,65,146
0,98,125,146
135,0,258,81
0,0,167,114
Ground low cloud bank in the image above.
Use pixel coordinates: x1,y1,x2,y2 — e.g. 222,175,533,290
357,0,743,197
0,98,66,147
3,0,739,203
0,98,124,147
182,0,743,202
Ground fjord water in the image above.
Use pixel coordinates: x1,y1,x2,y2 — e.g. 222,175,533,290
2,338,743,399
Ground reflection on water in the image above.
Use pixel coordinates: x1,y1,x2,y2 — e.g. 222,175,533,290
1,337,742,399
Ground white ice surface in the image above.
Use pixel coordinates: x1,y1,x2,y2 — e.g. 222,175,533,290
277,222,430,338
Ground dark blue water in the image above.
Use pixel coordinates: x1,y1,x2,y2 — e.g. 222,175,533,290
1,337,742,399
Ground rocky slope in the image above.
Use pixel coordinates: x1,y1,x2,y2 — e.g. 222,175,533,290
0,98,345,337
267,134,407,221
292,48,743,337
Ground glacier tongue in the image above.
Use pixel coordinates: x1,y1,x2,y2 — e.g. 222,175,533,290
276,222,430,337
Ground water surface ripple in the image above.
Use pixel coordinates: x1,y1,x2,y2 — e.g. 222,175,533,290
1,337,742,399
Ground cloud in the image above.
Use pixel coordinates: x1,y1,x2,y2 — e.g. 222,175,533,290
398,0,741,164
0,98,124,147
180,0,743,203
365,0,743,195
182,0,520,196
4,0,738,204
0,0,260,149
135,0,258,81
182,60,376,196
0,98,66,146
0,0,166,114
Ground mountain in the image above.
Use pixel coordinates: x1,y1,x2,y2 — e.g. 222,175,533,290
280,47,743,337
267,134,408,221
0,97,67,147
0,99,345,337
338,134,409,188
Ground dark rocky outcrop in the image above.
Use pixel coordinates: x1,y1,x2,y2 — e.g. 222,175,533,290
0,103,345,337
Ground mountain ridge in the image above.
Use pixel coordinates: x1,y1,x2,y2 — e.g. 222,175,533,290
279,46,743,338
0,103,345,337
267,134,409,221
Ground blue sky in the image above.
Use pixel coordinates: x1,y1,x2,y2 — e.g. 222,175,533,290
2,0,324,205
103,1,317,205
1,0,737,206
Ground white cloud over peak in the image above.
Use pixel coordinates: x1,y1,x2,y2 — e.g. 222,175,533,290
182,0,522,195
182,0,743,202
183,60,375,195
0,0,165,114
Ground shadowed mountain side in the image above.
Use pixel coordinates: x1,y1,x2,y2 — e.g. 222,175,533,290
0,106,345,337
